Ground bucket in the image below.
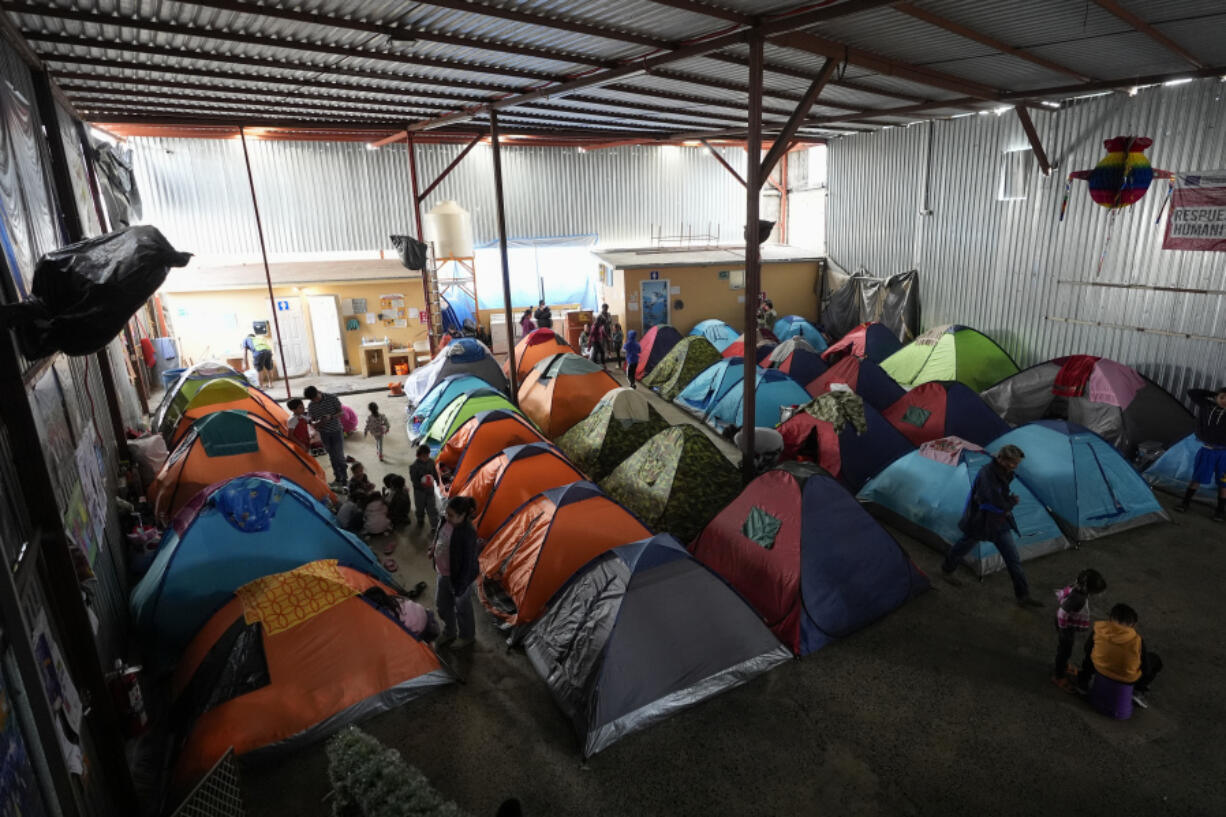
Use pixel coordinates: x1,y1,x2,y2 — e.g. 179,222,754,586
394,363,409,376
160,367,186,389
733,427,784,474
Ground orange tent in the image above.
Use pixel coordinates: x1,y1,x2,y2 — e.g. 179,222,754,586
150,410,333,522
168,378,290,446
170,561,452,789
451,442,583,539
478,482,651,625
517,353,621,438
437,408,545,487
503,328,574,383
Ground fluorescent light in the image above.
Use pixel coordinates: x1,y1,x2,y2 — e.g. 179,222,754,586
365,142,378,151
1163,77,1193,87
994,106,1010,115
577,146,586,153
1041,100,1060,108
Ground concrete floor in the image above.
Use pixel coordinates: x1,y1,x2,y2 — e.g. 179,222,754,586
239,374,1226,817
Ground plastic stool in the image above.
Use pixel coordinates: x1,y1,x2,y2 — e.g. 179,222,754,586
1088,673,1134,720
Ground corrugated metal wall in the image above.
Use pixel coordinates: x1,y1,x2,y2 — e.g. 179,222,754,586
131,138,752,255
828,78,1226,395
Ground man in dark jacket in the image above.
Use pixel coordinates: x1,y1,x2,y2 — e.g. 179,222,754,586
1177,387,1226,521
941,444,1043,608
533,299,553,330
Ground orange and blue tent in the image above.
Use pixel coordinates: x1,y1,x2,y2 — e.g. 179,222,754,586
503,328,574,384
168,378,289,446
436,409,546,487
451,442,584,540
517,353,621,438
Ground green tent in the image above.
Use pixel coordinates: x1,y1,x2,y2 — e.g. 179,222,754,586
423,388,519,450
642,336,722,401
600,425,742,543
154,361,246,436
880,324,1019,392
557,389,670,481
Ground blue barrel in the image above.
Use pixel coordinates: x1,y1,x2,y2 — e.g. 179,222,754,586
161,367,187,389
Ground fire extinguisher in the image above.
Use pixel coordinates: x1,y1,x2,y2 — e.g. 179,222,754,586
107,660,148,738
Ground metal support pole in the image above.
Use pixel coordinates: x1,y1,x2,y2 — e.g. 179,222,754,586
238,127,293,400
489,112,519,404
406,132,439,356
741,32,765,484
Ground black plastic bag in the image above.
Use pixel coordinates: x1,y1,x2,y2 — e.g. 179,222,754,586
390,234,428,270
0,225,191,359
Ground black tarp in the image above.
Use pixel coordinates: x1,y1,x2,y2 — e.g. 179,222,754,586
90,140,141,229
822,260,920,344
390,234,428,270
0,225,191,358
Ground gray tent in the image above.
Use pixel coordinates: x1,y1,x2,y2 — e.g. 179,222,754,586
524,534,790,757
404,338,508,407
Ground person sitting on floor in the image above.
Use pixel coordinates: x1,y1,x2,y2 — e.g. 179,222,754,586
1078,603,1163,708
383,473,411,526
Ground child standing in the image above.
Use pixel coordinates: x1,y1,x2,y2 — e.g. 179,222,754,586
1177,386,1226,520
610,323,624,366
428,496,479,649
1051,569,1107,693
1078,603,1164,707
348,461,374,498
577,324,590,358
519,307,535,337
590,318,607,365
286,398,322,453
623,329,641,389
409,444,441,532
364,402,391,462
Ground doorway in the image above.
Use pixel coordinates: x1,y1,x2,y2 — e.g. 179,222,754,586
274,297,311,376
307,295,346,374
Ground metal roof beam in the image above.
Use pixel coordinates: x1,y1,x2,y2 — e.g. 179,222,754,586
1013,104,1051,176
701,54,928,104
406,0,901,130
644,1,753,26
1089,0,1204,69
403,0,671,49
760,58,837,180
770,30,1001,100
891,2,1093,82
10,5,571,82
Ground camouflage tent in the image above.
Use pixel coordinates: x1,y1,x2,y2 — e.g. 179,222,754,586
600,425,741,543
557,391,670,481
641,336,722,401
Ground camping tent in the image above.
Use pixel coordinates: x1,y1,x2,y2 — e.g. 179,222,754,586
600,425,742,543
636,324,683,380
821,322,903,365
806,355,905,409
518,353,621,438
452,442,585,539
689,319,738,353
721,333,777,363
882,381,1010,447
169,379,289,446
478,481,652,627
691,464,927,655
154,361,246,436
768,337,817,366
777,394,914,491
881,324,1019,392
987,421,1169,540
404,338,507,407
642,336,723,401
980,356,1194,458
675,357,747,421
132,474,394,658
859,439,1071,575
150,411,334,521
524,533,790,756
1143,434,1219,506
418,388,518,452
406,374,491,442
773,315,828,352
170,562,452,788
437,409,545,486
707,368,811,433
557,389,669,481
770,345,828,393
504,328,574,383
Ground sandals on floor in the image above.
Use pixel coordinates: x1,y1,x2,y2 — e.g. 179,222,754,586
382,558,399,572
408,581,427,599
383,541,397,555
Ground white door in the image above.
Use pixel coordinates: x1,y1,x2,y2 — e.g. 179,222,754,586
307,295,346,374
274,297,311,376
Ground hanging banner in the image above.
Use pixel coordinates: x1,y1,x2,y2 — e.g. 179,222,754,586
1163,172,1226,252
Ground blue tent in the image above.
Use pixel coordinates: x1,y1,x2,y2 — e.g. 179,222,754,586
675,357,745,420
707,368,811,433
773,315,828,352
691,463,928,656
130,475,394,659
1143,433,1218,506
859,443,1072,576
988,421,1169,541
404,338,506,407
407,373,491,440
689,319,737,353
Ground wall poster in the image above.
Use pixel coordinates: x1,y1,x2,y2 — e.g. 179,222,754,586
640,279,670,330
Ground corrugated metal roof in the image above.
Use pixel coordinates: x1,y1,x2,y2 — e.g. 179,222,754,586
8,0,1221,139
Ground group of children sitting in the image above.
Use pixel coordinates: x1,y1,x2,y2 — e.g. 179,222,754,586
1051,568,1163,709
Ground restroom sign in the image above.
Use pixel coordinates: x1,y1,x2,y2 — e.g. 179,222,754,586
276,299,290,311
649,270,659,280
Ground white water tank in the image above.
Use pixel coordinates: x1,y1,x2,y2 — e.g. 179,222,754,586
424,200,474,258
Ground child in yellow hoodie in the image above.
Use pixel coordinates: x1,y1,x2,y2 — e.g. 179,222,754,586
1077,603,1163,708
